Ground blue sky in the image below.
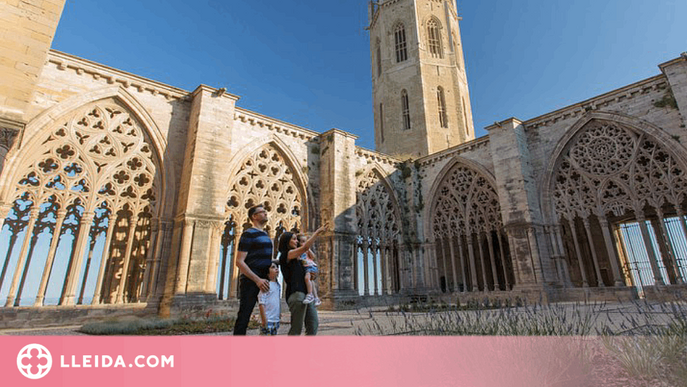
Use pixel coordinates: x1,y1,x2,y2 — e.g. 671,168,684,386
51,0,687,151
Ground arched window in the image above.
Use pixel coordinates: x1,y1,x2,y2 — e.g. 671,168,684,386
401,90,411,130
376,39,382,77
427,19,442,58
394,23,408,63
437,87,448,128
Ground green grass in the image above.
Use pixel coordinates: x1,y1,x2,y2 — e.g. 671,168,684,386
79,315,260,335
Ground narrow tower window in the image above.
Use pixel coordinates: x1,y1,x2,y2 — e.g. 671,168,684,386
379,103,385,142
427,19,442,58
376,39,382,77
394,24,408,63
437,87,448,128
401,90,411,130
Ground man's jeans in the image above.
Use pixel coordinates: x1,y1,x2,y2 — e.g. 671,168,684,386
287,291,318,335
233,275,260,335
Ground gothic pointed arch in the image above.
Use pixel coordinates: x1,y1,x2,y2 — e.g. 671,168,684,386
354,165,402,295
542,112,687,288
223,137,308,234
542,112,687,222
427,157,512,292
0,92,165,306
0,86,173,218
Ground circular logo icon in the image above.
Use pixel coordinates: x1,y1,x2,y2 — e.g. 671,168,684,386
17,344,52,380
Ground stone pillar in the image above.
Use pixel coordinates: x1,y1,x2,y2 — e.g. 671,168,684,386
486,231,499,290
161,86,240,313
653,209,683,284
636,212,665,286
554,224,573,287
4,207,39,307
456,235,468,293
362,239,370,296
568,218,589,288
597,215,625,287
318,129,359,305
91,213,117,305
140,219,159,299
35,209,67,306
496,231,510,290
477,233,489,291
447,236,459,292
147,220,172,301
115,215,139,304
466,234,478,292
582,217,604,287
438,238,448,291
486,118,556,289
174,218,194,294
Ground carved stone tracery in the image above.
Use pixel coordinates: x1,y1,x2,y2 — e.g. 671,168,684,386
1,99,161,306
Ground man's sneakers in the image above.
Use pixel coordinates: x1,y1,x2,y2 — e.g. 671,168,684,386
314,298,322,306
303,294,315,304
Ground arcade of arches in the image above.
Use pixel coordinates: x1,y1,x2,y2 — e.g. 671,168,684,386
1,0,687,321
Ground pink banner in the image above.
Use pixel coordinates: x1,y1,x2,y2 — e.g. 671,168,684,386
2,336,605,386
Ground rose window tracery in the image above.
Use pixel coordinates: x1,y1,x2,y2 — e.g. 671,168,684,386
553,120,687,219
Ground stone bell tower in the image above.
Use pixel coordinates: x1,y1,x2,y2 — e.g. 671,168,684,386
368,0,475,158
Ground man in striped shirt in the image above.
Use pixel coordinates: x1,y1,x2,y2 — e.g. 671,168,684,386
232,204,273,335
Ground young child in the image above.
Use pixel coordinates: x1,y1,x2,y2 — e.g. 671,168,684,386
297,235,321,306
257,260,281,335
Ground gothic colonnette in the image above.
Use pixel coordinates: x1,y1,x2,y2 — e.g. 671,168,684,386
1,0,686,327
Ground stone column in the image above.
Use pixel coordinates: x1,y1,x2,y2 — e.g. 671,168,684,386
636,212,665,286
438,238,448,291
14,231,39,306
582,217,604,287
653,209,683,284
204,221,224,294
4,207,39,307
372,244,380,295
362,239,370,296
139,219,159,299
554,224,573,287
447,236,459,292
597,215,625,287
456,235,468,293
477,232,489,291
568,218,589,288
115,215,139,303
147,220,171,301
91,213,117,305
34,209,67,306
174,218,194,294
496,231,510,290
486,231,499,290
466,234,479,292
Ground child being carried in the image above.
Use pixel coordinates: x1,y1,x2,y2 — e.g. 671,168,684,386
297,234,321,306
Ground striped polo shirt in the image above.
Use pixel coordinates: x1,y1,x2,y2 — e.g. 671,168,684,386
237,227,273,277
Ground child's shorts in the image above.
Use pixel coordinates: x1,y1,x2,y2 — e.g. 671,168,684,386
305,266,318,274
260,322,280,336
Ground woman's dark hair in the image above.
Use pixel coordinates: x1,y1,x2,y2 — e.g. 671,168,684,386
278,232,294,283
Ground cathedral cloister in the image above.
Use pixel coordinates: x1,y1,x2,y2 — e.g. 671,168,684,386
0,0,686,327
